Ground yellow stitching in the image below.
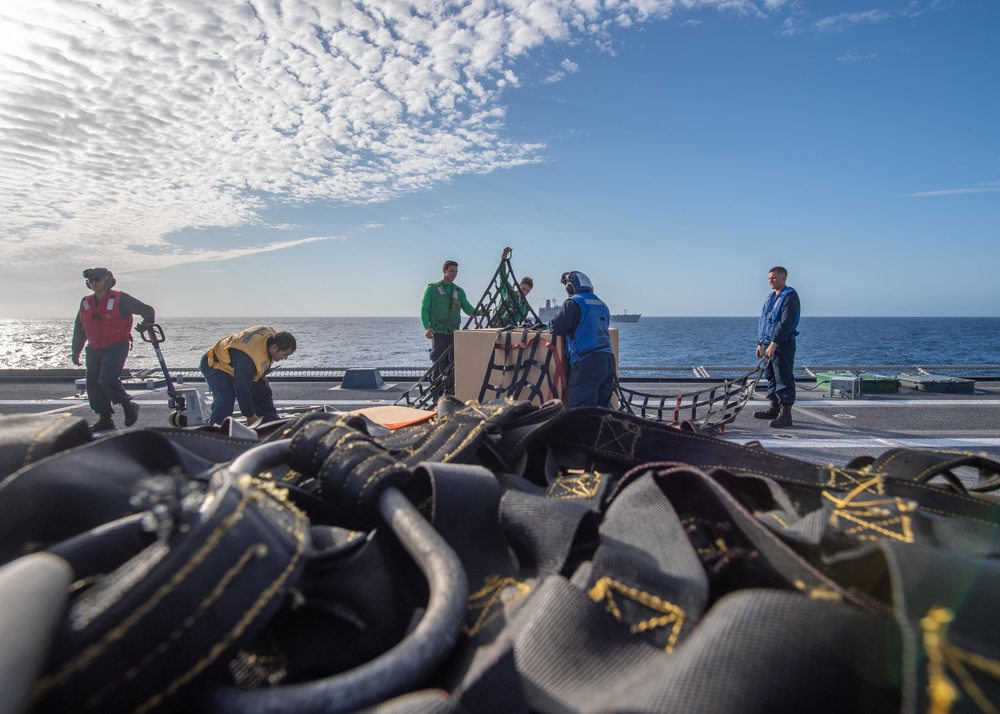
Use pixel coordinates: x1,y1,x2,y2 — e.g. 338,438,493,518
434,420,488,463
822,478,915,543
35,485,255,693
833,511,914,542
24,414,72,466
465,575,532,636
791,579,844,603
823,476,886,507
86,543,268,709
593,415,642,461
922,606,1000,714
137,487,309,713
587,576,685,653
765,512,789,528
357,459,407,502
547,470,602,499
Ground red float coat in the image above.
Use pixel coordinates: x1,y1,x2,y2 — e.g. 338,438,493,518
78,289,134,349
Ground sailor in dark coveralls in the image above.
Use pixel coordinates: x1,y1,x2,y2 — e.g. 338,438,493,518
754,265,800,428
548,270,617,408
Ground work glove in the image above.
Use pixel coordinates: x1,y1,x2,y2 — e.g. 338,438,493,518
136,322,150,335
71,354,81,366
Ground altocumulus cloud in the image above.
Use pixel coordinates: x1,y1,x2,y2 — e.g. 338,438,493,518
0,0,765,271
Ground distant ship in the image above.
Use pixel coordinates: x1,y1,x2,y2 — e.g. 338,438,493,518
611,310,641,323
536,299,559,323
535,300,640,324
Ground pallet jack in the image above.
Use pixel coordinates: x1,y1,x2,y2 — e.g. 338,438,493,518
138,323,209,427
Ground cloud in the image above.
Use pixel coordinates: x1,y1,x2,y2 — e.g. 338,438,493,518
814,10,893,33
542,58,581,84
836,50,878,63
904,187,1000,197
0,0,783,273
782,5,924,35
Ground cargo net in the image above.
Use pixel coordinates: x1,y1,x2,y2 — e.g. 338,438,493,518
398,248,764,433
477,327,564,404
615,361,767,434
396,249,539,411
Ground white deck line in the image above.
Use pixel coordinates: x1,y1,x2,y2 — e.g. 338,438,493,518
1,398,399,407
722,437,1000,449
789,399,1000,407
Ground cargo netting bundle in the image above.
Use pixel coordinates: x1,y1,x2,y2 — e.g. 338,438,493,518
4,406,1000,713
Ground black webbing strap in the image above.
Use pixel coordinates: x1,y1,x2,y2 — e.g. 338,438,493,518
879,540,1000,713
0,414,92,482
527,409,1000,530
855,447,1000,493
506,576,899,714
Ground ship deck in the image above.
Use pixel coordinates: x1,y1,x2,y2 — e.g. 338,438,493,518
3,368,999,469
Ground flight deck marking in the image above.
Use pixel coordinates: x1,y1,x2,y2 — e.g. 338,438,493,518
723,437,1000,449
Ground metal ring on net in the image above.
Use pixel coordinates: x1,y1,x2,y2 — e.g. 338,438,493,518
212,440,469,714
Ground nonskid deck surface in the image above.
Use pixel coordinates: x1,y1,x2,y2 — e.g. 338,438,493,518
4,377,1000,468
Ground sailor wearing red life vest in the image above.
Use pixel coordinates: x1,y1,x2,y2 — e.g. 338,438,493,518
71,268,156,433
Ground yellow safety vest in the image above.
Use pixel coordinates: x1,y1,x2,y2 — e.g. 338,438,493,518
206,326,276,381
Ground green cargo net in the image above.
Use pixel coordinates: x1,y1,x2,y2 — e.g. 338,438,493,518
396,248,538,410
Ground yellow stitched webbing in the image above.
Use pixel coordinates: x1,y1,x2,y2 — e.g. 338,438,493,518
923,606,1000,714
465,575,531,636
588,576,685,653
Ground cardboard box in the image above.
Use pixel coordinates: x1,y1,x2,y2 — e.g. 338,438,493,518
454,328,618,407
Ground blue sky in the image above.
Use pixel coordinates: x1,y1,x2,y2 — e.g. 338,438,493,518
0,0,996,319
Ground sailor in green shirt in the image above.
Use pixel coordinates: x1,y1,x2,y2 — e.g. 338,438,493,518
494,272,534,326
421,259,480,369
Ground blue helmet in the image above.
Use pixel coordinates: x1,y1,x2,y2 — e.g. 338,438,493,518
561,270,593,295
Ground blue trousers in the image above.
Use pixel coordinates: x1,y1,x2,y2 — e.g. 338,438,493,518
85,341,132,417
763,339,796,405
429,333,455,391
200,353,279,425
567,352,617,408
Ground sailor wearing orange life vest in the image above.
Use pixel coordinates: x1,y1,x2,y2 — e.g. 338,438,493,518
71,268,155,433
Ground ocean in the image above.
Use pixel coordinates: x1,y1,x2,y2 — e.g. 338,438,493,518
1,316,998,372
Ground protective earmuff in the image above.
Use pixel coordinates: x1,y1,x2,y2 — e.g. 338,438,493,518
83,268,116,289
561,271,576,296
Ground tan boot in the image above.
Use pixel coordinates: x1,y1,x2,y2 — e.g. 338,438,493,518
769,404,793,428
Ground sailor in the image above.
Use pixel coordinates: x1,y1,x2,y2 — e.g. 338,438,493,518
548,270,617,408
494,274,534,327
71,268,155,433
199,326,297,427
421,260,480,374
754,265,801,428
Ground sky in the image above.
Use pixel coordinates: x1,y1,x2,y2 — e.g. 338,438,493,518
0,0,997,319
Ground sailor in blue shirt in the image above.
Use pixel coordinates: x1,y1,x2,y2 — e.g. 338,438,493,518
754,266,800,428
549,271,617,408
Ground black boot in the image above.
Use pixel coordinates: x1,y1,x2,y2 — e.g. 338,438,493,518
123,399,140,427
91,415,115,433
753,399,780,420
769,404,793,428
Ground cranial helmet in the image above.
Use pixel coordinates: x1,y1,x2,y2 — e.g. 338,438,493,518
83,268,116,289
561,270,593,296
